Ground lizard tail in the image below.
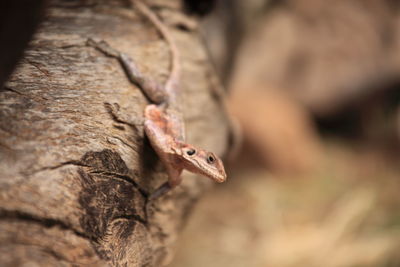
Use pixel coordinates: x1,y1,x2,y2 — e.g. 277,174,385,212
133,0,180,97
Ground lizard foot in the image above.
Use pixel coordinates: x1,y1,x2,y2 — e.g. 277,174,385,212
149,182,172,200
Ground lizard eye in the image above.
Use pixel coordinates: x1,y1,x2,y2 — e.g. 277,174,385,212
207,154,215,164
186,149,196,156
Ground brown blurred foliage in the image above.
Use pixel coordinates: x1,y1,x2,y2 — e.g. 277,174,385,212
228,88,322,174
169,0,400,266
207,0,400,172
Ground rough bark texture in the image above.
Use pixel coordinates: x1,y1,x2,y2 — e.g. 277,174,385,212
0,0,230,266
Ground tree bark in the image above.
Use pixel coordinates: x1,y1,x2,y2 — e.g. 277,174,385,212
0,0,230,266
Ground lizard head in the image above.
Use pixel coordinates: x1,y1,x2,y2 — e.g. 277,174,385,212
175,144,227,183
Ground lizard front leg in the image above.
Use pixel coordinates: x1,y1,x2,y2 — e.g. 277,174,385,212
144,106,185,199
149,167,182,199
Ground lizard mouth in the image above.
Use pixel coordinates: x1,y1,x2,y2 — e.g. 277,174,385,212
191,160,227,183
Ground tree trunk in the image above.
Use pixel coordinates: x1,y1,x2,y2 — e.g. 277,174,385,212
0,0,230,266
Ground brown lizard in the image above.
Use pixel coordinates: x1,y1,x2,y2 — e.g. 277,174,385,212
88,0,227,199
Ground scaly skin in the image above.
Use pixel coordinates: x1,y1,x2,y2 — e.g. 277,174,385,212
88,0,227,198
144,105,226,183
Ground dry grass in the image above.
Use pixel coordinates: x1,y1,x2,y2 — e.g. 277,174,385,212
169,141,400,267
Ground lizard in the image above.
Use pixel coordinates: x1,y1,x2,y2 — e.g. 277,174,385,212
87,0,227,199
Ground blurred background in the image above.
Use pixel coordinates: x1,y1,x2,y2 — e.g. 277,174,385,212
170,0,400,266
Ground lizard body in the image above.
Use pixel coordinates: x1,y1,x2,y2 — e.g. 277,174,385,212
144,104,226,198
88,0,227,198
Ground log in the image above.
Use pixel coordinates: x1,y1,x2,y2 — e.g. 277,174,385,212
0,0,230,266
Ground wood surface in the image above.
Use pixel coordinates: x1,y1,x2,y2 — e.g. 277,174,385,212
0,0,230,266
